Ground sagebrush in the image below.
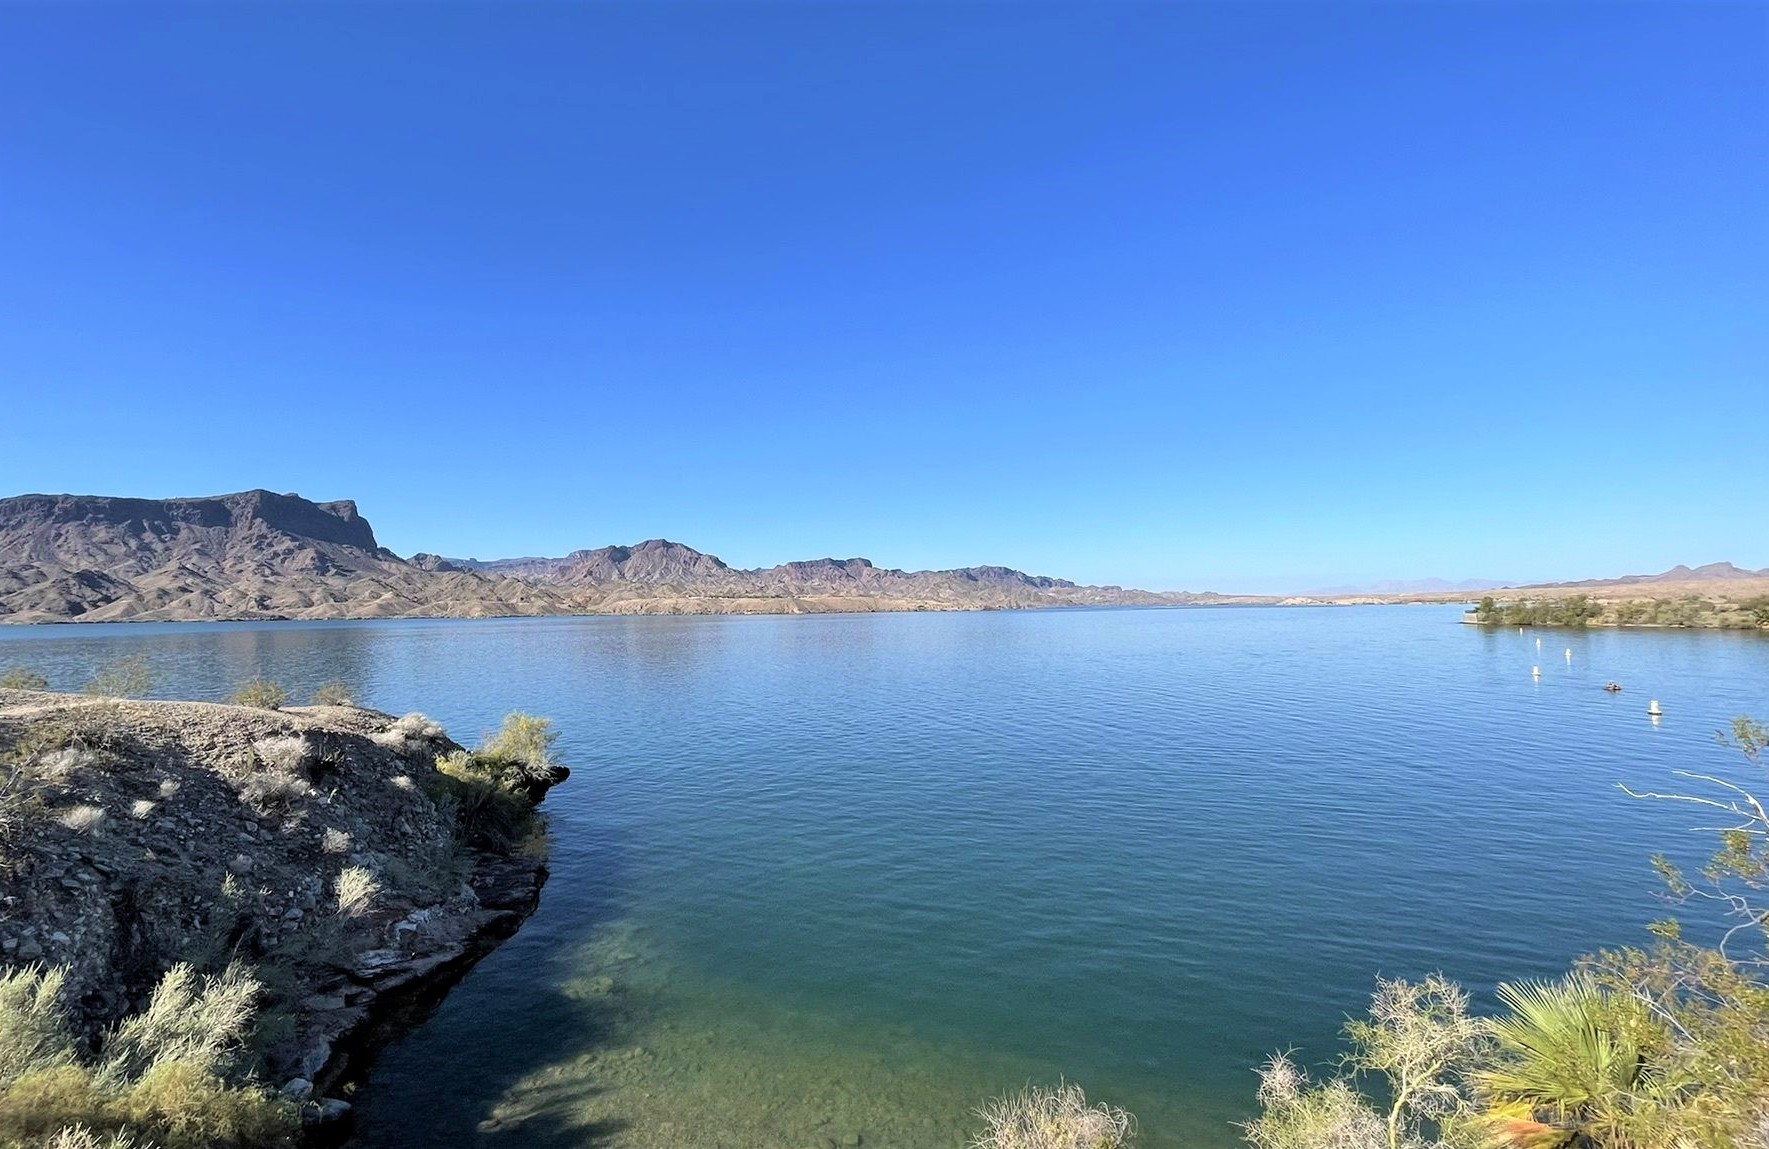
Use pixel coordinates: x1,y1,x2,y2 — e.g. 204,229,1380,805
973,1083,1134,1149
228,681,287,711
0,963,295,1149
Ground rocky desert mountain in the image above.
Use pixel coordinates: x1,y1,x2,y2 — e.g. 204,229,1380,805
0,491,568,623
450,540,1168,611
0,490,1196,623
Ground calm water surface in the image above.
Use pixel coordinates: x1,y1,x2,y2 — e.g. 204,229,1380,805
3,606,1765,1148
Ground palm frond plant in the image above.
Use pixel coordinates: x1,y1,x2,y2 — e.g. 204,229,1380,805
1476,973,1670,1148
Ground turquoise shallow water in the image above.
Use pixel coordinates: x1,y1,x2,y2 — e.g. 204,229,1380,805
3,606,1766,1148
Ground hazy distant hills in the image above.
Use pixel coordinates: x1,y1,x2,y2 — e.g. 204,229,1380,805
1312,577,1511,596
1519,562,1769,588
0,491,1199,623
1306,564,1769,601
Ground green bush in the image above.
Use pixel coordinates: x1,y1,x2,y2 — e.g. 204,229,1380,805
227,681,287,711
81,657,152,700
479,712,560,780
0,669,48,692
423,715,567,853
429,749,538,853
1480,594,1620,628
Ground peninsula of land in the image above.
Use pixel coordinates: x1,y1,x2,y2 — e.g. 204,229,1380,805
0,685,569,1144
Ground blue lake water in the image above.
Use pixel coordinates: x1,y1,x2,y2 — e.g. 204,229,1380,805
2,606,1764,1148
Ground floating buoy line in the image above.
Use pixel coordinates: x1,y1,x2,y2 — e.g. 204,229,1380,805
1505,626,1659,719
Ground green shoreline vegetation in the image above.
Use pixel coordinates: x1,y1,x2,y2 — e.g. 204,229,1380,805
1470,595,1769,631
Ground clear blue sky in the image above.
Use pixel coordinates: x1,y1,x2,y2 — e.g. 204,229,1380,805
1,2,1762,593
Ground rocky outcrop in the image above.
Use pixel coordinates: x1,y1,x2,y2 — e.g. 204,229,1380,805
0,690,567,1129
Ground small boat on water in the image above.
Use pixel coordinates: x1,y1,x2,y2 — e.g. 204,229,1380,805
1604,682,1622,692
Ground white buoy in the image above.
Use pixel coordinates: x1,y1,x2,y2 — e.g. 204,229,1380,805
1648,699,1663,717
1565,648,1572,663
1535,637,1542,650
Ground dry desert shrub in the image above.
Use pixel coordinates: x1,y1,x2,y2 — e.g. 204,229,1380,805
58,806,106,835
46,1124,145,1149
973,1083,1135,1149
1244,1054,1386,1149
228,681,288,711
390,713,443,740
100,964,258,1083
81,657,152,700
36,749,100,781
335,865,379,918
0,963,293,1148
249,736,315,777
0,669,49,692
238,772,313,812
372,712,447,755
0,964,75,1086
237,736,318,812
308,681,357,707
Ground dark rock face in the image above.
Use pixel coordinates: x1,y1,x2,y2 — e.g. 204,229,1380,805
1,490,380,554
407,553,464,573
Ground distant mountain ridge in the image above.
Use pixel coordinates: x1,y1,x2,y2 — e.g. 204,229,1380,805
4,489,1759,624
448,541,1089,597
1520,561,1769,589
0,490,1193,623
1308,564,1769,599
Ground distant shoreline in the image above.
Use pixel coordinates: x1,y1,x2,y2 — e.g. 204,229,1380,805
3,594,1765,631
1461,592,1769,632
